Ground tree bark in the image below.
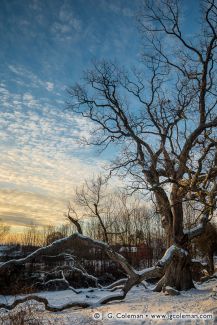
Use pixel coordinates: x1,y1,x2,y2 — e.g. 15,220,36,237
155,248,194,291
154,184,194,291
154,189,173,247
170,185,185,244
208,251,214,275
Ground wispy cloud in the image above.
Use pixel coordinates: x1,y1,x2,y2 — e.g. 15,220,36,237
0,189,67,226
0,82,103,227
99,0,135,17
8,65,56,93
46,82,54,91
50,1,82,42
0,0,141,229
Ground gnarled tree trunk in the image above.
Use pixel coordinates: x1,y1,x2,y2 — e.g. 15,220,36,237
151,182,194,291
155,249,194,291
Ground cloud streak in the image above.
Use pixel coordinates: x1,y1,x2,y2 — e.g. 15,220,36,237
0,80,103,227
0,189,68,227
0,0,141,229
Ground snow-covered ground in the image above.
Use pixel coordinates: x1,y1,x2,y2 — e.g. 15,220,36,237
1,276,217,325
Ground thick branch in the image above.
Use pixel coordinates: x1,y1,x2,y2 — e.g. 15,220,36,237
184,213,209,240
0,235,190,311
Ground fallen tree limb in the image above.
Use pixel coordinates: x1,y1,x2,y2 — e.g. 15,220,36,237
0,235,80,272
52,265,99,287
0,296,91,312
104,278,128,290
0,233,190,311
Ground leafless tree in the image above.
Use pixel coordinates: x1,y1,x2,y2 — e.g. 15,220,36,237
0,220,10,242
0,0,216,312
67,176,134,244
68,176,158,250
67,0,217,290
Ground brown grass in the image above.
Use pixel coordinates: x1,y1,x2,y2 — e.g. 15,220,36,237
0,302,51,325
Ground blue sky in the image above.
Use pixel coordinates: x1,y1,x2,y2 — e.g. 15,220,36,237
0,0,199,229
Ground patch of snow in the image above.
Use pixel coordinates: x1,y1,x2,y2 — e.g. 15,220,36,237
1,277,217,324
119,247,137,253
180,248,188,256
158,245,176,265
134,266,155,276
191,259,207,266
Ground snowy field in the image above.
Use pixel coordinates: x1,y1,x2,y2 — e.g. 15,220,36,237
0,275,217,325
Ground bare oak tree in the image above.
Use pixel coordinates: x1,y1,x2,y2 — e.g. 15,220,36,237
0,0,216,313
68,0,217,290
